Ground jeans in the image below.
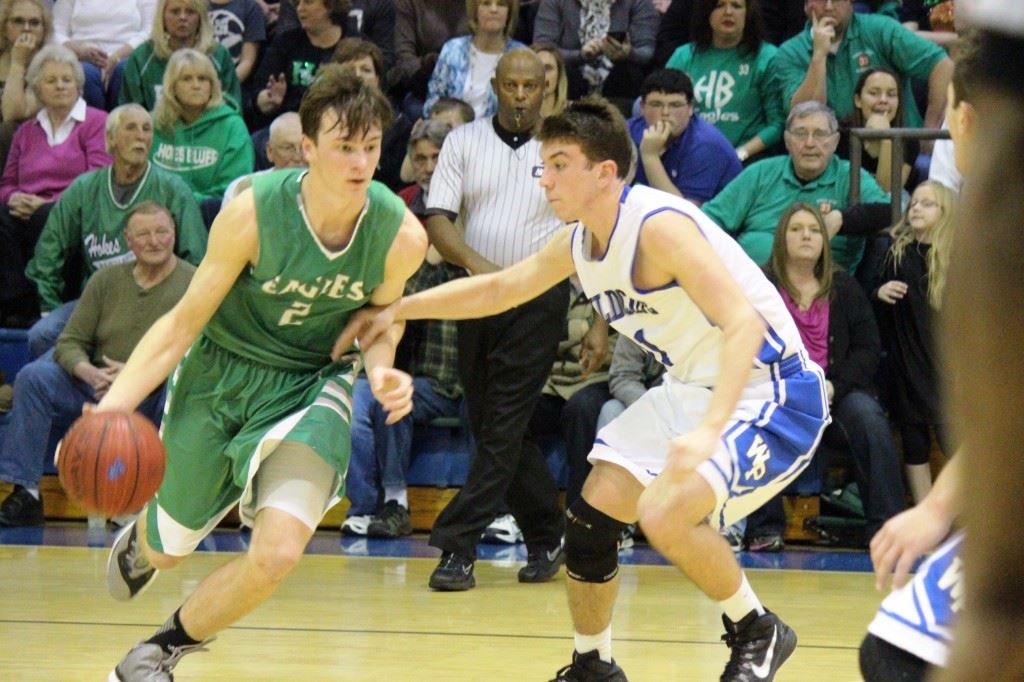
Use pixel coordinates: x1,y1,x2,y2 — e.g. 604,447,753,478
0,350,164,488
81,60,126,110
528,383,610,508
824,390,906,537
345,376,462,516
27,300,77,358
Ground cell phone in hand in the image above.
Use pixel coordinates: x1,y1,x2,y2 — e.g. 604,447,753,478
607,31,627,43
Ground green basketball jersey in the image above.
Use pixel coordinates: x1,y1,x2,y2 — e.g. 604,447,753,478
203,168,405,370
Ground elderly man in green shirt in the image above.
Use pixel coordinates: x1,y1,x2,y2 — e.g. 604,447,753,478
703,101,890,272
776,0,953,130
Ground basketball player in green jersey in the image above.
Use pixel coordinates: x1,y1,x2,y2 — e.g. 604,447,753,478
94,65,428,681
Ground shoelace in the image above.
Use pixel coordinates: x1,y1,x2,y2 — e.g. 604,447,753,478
123,534,154,579
720,631,762,678
160,639,214,671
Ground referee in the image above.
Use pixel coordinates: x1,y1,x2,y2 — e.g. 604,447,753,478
423,48,569,590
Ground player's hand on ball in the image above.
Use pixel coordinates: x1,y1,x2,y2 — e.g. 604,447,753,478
332,304,396,360
368,367,414,424
870,503,953,591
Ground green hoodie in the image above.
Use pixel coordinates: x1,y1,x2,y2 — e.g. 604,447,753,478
119,39,242,111
150,104,255,203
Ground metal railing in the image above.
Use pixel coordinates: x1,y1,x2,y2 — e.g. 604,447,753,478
848,127,952,224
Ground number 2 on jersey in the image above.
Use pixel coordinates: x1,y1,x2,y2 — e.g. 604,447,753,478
279,301,312,326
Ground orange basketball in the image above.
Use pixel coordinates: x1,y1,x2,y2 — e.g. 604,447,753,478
57,411,166,517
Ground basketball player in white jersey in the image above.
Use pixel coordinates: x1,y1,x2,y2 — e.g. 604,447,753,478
860,29,982,682
337,97,830,682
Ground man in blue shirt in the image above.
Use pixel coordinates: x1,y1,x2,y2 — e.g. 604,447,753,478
628,70,741,205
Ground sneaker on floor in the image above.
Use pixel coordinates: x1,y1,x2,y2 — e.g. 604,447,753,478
518,541,565,583
746,533,784,553
0,485,44,526
720,609,797,682
481,513,523,544
550,650,628,681
366,500,412,538
721,526,745,553
428,551,475,591
107,521,158,601
341,514,372,537
108,639,210,682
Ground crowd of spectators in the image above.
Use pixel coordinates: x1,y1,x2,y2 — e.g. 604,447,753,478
0,0,965,550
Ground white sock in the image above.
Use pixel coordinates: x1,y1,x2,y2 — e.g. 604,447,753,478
24,487,40,500
574,625,612,663
718,573,765,623
384,486,407,509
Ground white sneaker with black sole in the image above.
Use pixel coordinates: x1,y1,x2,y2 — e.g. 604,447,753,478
107,521,158,601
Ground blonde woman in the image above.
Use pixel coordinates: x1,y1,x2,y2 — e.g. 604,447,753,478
0,0,52,124
423,0,524,118
533,42,568,117
874,180,957,503
118,0,240,111
150,48,252,210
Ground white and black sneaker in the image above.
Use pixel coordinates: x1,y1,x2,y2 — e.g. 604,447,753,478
107,521,158,601
481,513,524,544
720,610,797,681
341,514,372,536
108,640,210,681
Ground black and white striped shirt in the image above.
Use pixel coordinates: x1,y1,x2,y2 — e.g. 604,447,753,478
426,117,562,268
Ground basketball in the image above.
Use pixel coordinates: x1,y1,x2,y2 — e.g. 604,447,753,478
57,411,166,518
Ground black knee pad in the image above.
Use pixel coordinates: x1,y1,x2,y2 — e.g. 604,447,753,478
564,498,628,583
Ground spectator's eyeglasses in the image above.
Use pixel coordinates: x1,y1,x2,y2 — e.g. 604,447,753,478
786,128,835,142
807,0,850,6
8,16,42,28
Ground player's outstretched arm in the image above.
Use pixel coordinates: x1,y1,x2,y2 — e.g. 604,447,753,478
334,226,577,358
95,192,259,414
643,212,766,470
360,209,428,424
870,455,961,591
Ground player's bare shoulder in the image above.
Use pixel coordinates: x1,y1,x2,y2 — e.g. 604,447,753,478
386,208,430,278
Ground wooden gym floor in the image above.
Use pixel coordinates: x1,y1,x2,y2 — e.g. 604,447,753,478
0,526,879,681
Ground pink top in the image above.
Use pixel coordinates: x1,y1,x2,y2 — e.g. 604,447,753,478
780,287,830,372
0,105,111,205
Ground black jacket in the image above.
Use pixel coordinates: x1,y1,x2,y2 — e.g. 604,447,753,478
766,268,881,404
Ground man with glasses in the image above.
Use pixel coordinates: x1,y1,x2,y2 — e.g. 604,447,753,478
776,0,953,130
703,101,890,272
629,69,741,205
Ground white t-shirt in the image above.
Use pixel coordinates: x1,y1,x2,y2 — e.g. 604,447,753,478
462,45,501,119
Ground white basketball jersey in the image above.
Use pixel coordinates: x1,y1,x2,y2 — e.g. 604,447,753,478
571,185,806,387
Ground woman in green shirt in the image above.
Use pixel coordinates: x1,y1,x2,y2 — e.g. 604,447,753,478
665,0,784,164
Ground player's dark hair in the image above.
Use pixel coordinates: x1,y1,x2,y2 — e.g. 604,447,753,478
299,64,393,141
538,97,633,180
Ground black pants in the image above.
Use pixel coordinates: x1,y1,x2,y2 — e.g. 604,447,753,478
0,202,52,320
430,281,570,557
528,382,610,509
860,632,930,682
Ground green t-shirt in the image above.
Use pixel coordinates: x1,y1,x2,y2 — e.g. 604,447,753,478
150,104,255,203
202,169,406,371
666,42,785,149
775,13,947,126
118,40,242,112
702,154,890,271
26,164,207,311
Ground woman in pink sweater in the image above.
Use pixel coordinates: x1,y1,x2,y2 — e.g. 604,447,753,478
0,44,109,327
